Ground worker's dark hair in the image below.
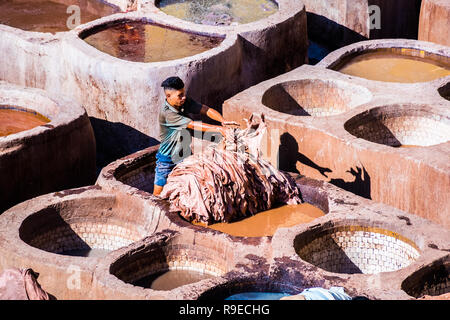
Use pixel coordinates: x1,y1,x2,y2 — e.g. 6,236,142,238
161,76,184,90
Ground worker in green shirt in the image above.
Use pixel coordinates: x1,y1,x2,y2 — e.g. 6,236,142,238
153,76,237,196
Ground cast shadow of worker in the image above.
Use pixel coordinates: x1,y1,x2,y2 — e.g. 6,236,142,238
278,132,372,200
329,166,372,200
89,117,159,176
278,132,332,177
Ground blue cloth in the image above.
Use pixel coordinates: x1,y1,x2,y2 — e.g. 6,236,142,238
225,292,291,300
298,287,352,300
154,152,176,187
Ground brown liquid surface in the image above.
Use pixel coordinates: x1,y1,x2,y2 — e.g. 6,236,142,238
158,0,278,26
83,21,223,62
337,52,450,83
195,203,325,237
0,0,119,33
133,269,214,291
0,108,50,137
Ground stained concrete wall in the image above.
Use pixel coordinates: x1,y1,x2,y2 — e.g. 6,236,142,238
303,0,422,50
0,83,96,214
419,0,450,47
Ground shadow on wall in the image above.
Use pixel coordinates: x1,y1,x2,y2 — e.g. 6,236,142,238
368,0,422,40
278,132,332,177
306,0,422,64
278,132,372,200
438,82,450,101
330,167,372,200
306,12,367,54
90,117,159,176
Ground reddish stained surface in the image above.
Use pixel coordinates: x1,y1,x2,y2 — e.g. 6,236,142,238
0,108,50,137
0,0,119,32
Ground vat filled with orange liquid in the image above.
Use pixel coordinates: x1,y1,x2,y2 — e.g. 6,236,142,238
194,203,325,237
333,49,450,83
0,0,119,33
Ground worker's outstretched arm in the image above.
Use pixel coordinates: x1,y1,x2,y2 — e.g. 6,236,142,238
187,120,227,136
201,106,239,126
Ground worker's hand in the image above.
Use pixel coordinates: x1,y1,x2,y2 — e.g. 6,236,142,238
221,120,240,127
218,126,231,137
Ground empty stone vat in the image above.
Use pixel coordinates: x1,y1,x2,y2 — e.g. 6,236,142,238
261,79,372,116
401,257,449,298
0,82,96,214
110,237,226,289
0,185,170,299
20,201,146,257
344,105,450,147
96,145,159,195
438,82,450,101
295,224,420,275
93,230,236,299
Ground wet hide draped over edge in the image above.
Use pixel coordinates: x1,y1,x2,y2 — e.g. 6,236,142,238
160,113,303,225
0,268,50,300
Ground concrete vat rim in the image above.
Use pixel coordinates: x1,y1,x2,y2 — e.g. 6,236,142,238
0,186,137,268
69,12,237,67
343,103,450,148
0,184,172,299
147,0,304,33
261,78,373,117
0,82,88,146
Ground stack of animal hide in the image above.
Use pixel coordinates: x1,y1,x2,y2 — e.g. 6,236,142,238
160,114,303,225
0,268,51,300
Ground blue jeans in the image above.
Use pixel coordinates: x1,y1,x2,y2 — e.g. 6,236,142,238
154,152,176,187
